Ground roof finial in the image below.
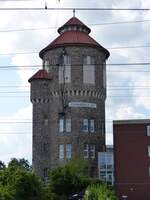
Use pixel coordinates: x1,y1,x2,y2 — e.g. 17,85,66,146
45,0,47,9
73,9,75,17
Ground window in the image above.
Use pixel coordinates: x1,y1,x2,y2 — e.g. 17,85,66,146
66,144,72,159
83,144,89,158
147,126,150,136
83,55,95,65
59,119,64,133
59,118,71,133
83,119,88,132
59,144,72,159
148,146,150,157
83,65,95,84
59,55,71,83
90,120,95,133
59,66,71,83
59,144,64,159
83,144,96,159
66,119,71,132
83,55,95,84
90,144,95,158
83,119,95,133
64,55,71,65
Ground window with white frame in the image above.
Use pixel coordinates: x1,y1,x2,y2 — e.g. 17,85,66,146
148,146,150,157
90,120,95,133
59,144,64,159
83,55,95,84
59,66,71,83
59,119,64,133
90,144,95,158
147,126,150,136
83,55,95,65
66,144,72,159
83,144,96,159
83,65,95,84
64,55,71,65
83,119,89,132
59,55,71,83
83,144,89,158
83,119,95,133
59,118,71,133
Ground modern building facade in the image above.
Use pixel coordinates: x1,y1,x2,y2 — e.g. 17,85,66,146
29,16,109,178
98,145,114,185
113,119,150,200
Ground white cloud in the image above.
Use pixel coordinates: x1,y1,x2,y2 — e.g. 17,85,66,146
0,105,32,164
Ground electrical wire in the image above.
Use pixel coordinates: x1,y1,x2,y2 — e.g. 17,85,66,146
0,19,150,33
1,62,150,69
0,7,150,11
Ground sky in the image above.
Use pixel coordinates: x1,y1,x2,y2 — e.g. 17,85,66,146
0,0,150,164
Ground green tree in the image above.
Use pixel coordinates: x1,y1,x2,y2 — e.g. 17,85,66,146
47,159,93,200
0,187,15,200
0,161,5,171
8,158,31,171
0,158,46,200
83,183,118,200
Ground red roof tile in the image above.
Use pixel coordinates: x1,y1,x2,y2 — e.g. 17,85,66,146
58,17,91,34
28,69,52,82
39,17,110,59
39,31,109,58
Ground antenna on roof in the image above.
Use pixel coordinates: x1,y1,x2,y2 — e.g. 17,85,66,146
45,0,47,9
73,9,75,17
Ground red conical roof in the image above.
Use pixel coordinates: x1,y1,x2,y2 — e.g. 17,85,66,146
28,69,52,82
58,17,91,34
39,17,110,59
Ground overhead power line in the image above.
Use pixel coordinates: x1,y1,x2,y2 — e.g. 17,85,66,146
0,19,150,33
1,45,150,56
0,62,150,68
0,7,150,11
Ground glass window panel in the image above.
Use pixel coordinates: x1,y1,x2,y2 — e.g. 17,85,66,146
83,119,88,132
66,119,71,132
59,119,64,133
59,67,64,83
83,144,89,158
90,144,95,158
90,120,95,133
83,65,95,84
66,144,72,159
59,144,64,159
64,55,71,65
64,66,71,83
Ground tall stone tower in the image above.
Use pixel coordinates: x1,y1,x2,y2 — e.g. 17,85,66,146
29,16,109,178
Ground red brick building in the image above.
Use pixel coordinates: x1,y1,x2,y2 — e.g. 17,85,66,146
113,120,150,200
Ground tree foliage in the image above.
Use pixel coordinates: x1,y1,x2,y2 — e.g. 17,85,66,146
83,183,118,200
0,158,46,200
47,158,92,199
